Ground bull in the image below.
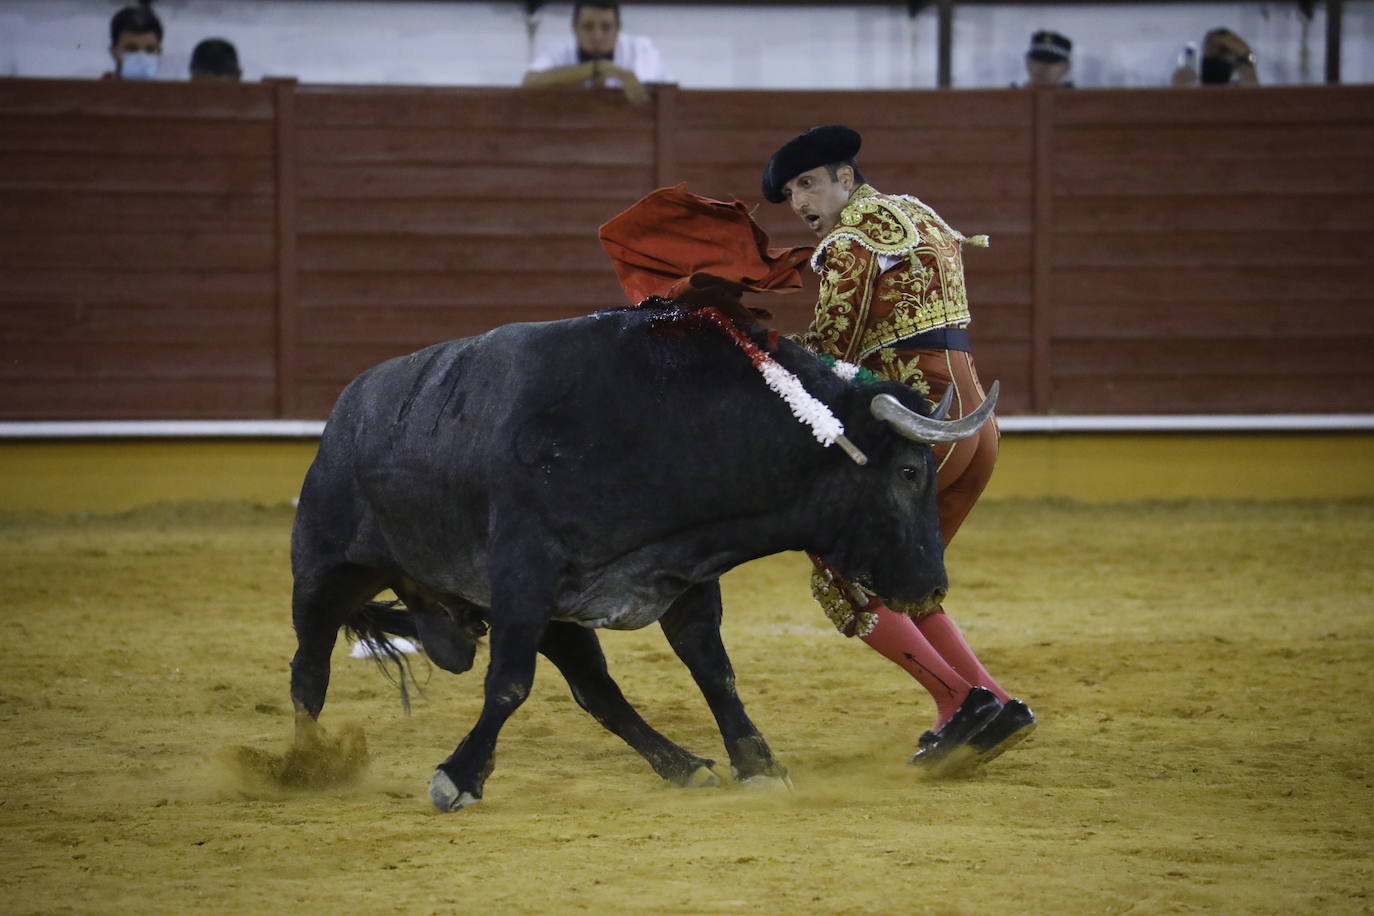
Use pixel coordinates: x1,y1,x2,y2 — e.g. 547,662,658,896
289,305,996,812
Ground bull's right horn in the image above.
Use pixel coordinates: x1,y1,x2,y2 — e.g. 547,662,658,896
870,380,999,445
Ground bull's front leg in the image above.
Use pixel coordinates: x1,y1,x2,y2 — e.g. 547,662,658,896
539,620,719,787
660,582,791,788
429,606,547,812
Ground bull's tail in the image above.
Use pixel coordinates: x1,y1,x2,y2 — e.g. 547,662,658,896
345,600,427,714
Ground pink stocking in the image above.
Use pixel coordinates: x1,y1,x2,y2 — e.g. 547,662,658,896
860,604,971,726
916,609,1010,703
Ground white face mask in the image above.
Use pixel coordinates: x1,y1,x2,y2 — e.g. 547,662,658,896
120,51,160,81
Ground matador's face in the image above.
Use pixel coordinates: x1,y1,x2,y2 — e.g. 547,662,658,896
782,165,856,238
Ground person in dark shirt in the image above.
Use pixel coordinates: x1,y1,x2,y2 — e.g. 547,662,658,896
1198,28,1259,85
189,38,242,82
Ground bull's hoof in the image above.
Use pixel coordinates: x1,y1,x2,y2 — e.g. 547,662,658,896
682,766,720,789
735,770,794,791
429,769,480,812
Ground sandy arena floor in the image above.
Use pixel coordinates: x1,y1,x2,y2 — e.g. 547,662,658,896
0,499,1370,914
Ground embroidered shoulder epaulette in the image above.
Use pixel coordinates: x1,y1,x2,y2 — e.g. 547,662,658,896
810,186,988,273
810,186,919,272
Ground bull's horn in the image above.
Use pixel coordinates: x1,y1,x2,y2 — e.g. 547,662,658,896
931,383,955,421
870,380,999,445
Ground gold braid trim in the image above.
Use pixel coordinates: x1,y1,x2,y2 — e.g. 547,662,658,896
809,568,940,633
888,193,985,248
809,187,982,363
803,237,883,361
810,564,878,638
809,185,921,272
873,348,932,393
811,558,943,634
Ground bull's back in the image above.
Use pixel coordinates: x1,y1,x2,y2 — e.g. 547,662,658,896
296,317,618,592
294,310,817,600
295,335,489,578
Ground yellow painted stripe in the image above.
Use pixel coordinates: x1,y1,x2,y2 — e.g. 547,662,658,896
0,440,319,514
1,434,1372,514
984,433,1374,502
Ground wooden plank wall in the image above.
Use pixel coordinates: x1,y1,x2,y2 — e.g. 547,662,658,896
0,80,279,418
290,86,656,416
1,79,1370,420
1049,86,1374,414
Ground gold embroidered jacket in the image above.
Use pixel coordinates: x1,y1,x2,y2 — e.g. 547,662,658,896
802,185,987,383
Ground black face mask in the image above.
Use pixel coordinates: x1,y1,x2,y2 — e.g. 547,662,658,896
1200,55,1234,84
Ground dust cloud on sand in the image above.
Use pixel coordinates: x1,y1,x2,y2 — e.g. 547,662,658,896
0,500,1370,914
222,719,370,792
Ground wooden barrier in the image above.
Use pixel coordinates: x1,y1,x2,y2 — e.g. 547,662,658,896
1048,86,1374,414
289,85,654,415
1,78,1370,420
0,79,279,419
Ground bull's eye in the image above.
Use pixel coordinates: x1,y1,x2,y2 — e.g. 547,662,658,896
901,466,919,482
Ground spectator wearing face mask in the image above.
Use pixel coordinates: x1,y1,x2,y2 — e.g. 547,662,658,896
189,38,242,82
1173,27,1259,86
104,0,163,81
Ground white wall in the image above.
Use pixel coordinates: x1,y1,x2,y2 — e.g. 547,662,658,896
0,0,1367,88
0,1,530,84
950,2,1332,87
1342,0,1374,81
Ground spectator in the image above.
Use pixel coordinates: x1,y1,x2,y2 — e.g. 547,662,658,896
522,2,673,103
1023,30,1072,87
1198,27,1259,85
189,38,242,82
105,0,162,81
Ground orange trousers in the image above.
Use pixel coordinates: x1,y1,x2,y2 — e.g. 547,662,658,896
911,347,1000,547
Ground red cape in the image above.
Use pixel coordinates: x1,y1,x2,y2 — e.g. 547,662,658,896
598,183,813,305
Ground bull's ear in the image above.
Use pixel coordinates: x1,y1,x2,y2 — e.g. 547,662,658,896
871,381,999,445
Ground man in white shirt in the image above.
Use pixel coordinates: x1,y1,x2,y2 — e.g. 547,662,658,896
522,2,673,103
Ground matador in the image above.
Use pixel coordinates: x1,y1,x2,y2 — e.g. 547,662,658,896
761,125,1035,776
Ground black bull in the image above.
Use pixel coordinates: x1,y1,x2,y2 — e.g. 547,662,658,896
289,307,996,811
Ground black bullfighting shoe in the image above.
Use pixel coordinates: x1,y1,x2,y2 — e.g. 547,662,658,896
969,699,1036,766
907,686,1002,778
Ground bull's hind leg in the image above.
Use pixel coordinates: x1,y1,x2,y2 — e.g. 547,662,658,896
661,582,791,787
539,621,718,787
290,563,388,721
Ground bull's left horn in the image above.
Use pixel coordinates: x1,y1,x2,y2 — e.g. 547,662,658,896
870,380,999,445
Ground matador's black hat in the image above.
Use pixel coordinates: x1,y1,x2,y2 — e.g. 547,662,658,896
760,125,862,204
